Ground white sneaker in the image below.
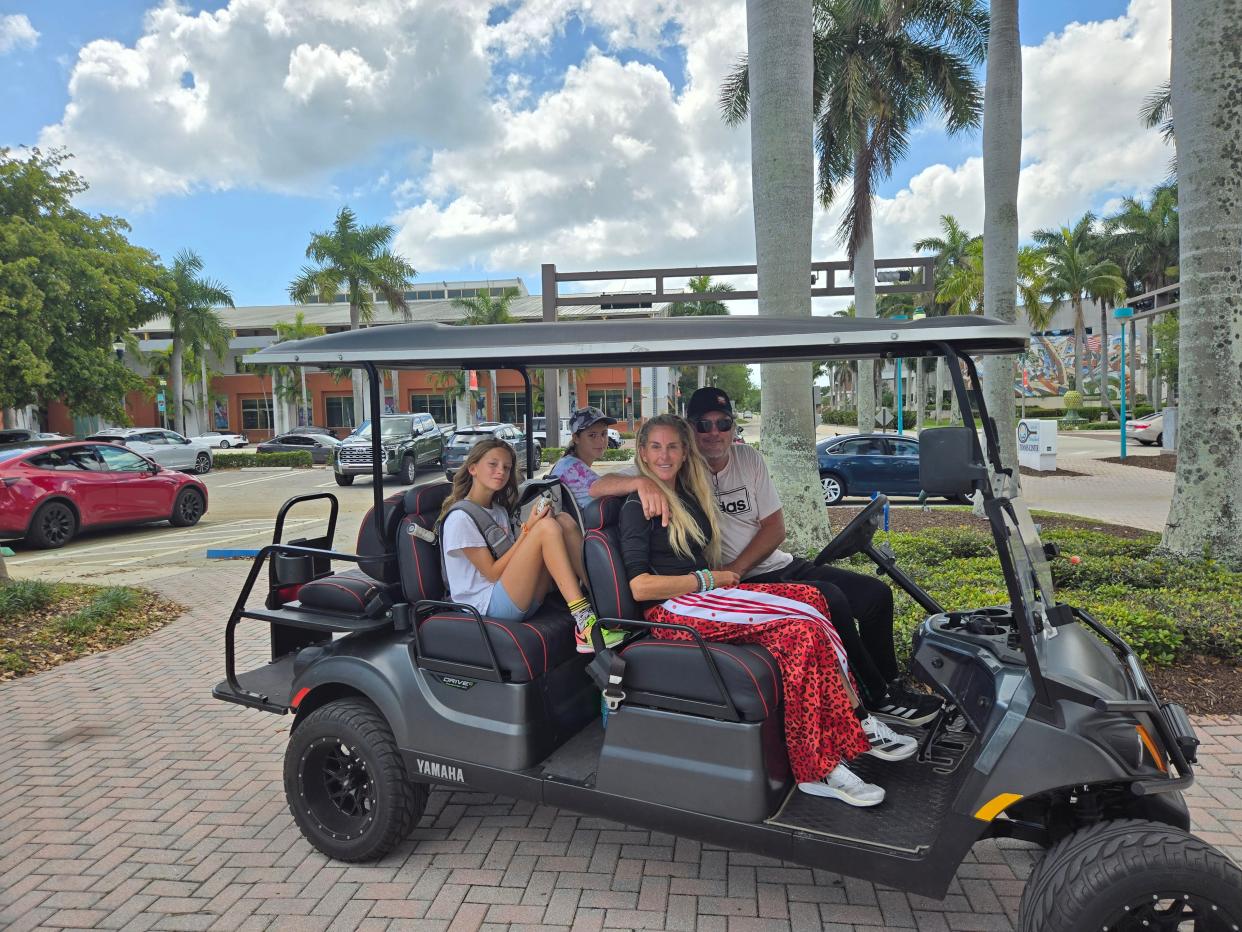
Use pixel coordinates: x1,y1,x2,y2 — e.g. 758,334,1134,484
798,763,885,806
861,715,919,762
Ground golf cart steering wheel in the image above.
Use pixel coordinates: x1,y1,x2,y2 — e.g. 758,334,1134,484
813,494,886,566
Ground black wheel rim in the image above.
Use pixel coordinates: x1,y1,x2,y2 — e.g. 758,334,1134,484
41,506,73,545
1104,891,1241,931
195,454,210,473
179,491,203,522
299,737,376,841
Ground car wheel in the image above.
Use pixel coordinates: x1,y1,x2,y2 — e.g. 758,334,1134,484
400,455,417,485
445,470,454,482
284,698,426,862
170,488,205,527
27,500,77,549
1156,433,1163,447
194,452,212,474
820,473,845,506
608,438,621,449
335,474,354,487
1137,439,1153,446
219,439,230,449
1017,818,1242,932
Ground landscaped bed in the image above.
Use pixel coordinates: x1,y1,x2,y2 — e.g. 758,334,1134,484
0,579,182,680
1101,454,1177,473
832,504,1242,715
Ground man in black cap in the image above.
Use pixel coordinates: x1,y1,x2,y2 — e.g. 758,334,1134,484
593,386,939,724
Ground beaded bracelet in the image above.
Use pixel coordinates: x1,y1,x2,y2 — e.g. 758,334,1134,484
705,569,715,591
692,569,704,592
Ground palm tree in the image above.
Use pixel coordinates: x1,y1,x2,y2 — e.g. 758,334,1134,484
982,0,1022,475
288,207,416,424
182,306,231,435
453,286,518,420
157,250,233,434
664,274,735,388
273,312,327,428
915,215,979,424
1033,214,1124,397
733,0,826,552
1161,0,1242,568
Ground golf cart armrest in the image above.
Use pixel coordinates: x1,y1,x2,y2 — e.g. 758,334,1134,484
411,599,505,683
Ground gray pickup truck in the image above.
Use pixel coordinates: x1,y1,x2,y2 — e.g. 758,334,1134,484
333,413,444,486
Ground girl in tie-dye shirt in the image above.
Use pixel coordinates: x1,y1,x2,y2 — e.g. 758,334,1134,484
549,407,616,508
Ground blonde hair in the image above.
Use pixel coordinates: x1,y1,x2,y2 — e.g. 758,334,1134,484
439,438,519,520
635,414,721,566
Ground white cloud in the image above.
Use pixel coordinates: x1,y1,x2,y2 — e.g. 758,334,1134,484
0,13,39,53
861,0,1172,262
39,0,497,205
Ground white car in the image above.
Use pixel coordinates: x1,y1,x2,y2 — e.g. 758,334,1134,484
1125,412,1165,446
193,431,249,449
84,428,215,474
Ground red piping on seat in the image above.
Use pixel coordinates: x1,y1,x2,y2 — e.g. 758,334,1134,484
521,622,548,674
589,496,617,532
303,579,371,609
585,531,623,616
405,518,431,600
738,644,780,696
423,613,534,680
619,641,770,718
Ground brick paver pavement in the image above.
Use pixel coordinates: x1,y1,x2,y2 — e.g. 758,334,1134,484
2,563,1239,932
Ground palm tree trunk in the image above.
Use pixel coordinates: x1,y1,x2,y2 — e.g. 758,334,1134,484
981,0,1022,478
301,368,309,427
1145,319,1156,404
934,359,945,422
747,0,828,549
170,329,185,433
349,303,365,424
697,365,707,389
1162,0,1242,568
854,219,878,432
200,355,211,435
1099,304,1117,417
1072,297,1086,394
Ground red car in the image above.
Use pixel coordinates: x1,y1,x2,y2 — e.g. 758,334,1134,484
0,441,209,549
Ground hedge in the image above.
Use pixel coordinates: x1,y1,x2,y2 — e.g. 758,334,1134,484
839,524,1242,667
212,451,314,469
541,447,635,464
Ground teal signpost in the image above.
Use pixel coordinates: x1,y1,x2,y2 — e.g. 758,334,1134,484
1114,306,1135,459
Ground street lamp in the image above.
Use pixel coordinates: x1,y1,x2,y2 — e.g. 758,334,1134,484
1114,306,1135,458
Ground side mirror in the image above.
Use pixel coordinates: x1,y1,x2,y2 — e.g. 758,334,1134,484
919,427,986,496
147,461,161,474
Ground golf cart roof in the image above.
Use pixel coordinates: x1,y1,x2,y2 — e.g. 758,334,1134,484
252,315,1027,370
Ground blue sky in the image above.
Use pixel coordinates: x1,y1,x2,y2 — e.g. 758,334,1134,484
1,0,1167,307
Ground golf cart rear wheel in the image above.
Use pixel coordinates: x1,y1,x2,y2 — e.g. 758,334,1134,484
284,698,425,862
1018,818,1242,932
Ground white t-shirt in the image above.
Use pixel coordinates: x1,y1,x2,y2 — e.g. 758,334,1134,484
616,444,793,578
441,504,514,614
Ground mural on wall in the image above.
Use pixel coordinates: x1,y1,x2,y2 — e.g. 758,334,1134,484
1016,333,1129,398
213,399,229,430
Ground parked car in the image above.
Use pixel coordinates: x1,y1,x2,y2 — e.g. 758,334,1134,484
0,429,69,446
531,416,621,449
192,431,248,449
84,427,214,474
1126,411,1165,446
333,413,444,486
444,422,531,481
0,441,208,548
817,432,927,505
257,433,340,464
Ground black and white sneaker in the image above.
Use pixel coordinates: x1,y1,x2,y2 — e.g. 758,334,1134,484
869,683,943,727
860,715,919,761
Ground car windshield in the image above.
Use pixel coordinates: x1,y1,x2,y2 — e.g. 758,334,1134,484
354,419,410,440
449,431,491,448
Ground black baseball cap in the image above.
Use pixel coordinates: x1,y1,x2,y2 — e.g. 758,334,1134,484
686,388,733,421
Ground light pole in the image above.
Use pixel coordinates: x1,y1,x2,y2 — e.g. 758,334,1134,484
1114,306,1134,458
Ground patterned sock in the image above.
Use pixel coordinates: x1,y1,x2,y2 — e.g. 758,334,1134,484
568,597,594,629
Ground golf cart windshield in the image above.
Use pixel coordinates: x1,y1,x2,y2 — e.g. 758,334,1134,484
1000,500,1057,628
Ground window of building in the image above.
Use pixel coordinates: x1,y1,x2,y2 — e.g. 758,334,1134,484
408,392,452,423
460,288,476,298
325,396,355,429
241,398,273,430
446,289,462,299
588,389,626,419
498,392,528,425
489,288,506,297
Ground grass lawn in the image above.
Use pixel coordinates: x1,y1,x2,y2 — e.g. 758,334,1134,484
0,579,182,680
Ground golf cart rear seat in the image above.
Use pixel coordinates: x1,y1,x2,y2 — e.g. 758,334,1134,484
582,498,782,722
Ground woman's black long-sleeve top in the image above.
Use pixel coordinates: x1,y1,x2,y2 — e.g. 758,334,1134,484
618,483,712,609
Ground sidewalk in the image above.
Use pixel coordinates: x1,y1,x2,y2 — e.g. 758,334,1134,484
1019,455,1173,532
1,562,1238,931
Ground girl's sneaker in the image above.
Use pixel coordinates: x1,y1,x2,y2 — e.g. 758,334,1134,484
861,715,919,761
575,615,625,653
798,763,885,806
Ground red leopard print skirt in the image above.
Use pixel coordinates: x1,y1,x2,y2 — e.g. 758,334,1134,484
644,582,870,784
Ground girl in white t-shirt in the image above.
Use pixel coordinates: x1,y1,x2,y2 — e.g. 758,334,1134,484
438,438,622,653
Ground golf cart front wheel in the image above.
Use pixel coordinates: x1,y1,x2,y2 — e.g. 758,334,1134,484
1018,818,1242,932
284,698,425,862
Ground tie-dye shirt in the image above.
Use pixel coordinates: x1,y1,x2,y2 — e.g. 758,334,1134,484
548,453,600,509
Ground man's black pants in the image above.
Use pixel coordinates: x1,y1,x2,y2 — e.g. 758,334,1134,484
747,557,897,706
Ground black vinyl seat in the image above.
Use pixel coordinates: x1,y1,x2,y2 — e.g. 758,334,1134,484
297,570,399,618
581,497,784,722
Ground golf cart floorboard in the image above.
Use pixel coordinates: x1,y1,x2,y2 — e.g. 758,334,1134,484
766,729,977,854
212,653,297,713
540,719,607,785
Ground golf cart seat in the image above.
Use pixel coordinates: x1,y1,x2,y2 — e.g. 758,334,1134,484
582,497,782,722
396,481,578,683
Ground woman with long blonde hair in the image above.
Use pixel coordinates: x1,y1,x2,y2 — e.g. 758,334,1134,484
617,415,914,806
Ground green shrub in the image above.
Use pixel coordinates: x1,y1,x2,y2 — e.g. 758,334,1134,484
541,447,633,464
0,579,56,615
541,446,564,464
213,451,314,469
56,586,140,636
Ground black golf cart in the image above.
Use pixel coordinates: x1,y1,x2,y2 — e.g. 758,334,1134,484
213,315,1241,931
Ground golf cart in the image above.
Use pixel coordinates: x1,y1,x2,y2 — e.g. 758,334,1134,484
213,315,1241,931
